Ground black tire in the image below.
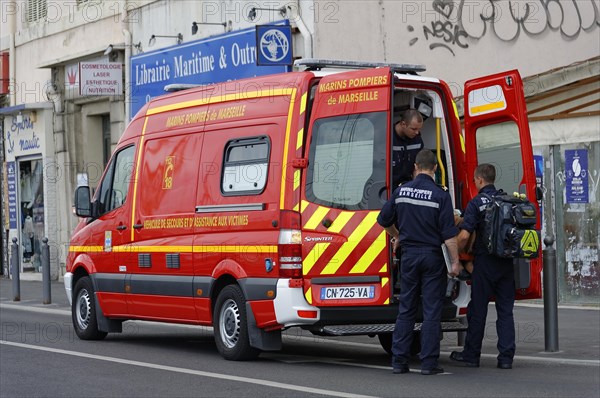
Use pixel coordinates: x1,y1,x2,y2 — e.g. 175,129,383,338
213,285,260,361
378,332,421,356
72,276,107,340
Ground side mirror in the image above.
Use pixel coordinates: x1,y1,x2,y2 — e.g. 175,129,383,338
74,186,92,217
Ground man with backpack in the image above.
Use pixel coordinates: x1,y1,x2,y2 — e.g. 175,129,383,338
450,163,516,370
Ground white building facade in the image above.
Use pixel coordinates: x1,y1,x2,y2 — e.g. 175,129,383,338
1,0,598,302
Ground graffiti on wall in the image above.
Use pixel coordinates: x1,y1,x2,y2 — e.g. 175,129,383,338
408,0,600,56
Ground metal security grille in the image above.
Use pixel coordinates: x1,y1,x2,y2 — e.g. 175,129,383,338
26,0,47,22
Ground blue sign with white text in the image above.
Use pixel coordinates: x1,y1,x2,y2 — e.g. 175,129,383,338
565,149,588,203
7,161,17,229
256,25,293,66
130,21,291,119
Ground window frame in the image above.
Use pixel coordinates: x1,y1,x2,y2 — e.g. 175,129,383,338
94,145,135,216
305,111,387,211
220,135,271,196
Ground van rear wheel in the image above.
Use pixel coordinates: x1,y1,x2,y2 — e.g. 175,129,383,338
213,285,260,361
72,276,107,340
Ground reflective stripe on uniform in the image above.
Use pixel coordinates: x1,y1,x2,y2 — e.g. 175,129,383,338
395,197,440,208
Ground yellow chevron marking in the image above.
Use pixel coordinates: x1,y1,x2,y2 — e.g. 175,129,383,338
294,169,300,191
73,245,277,253
305,286,312,304
350,230,387,274
147,89,295,115
300,200,310,213
296,127,304,150
299,92,307,115
321,212,378,275
304,206,329,230
280,88,297,209
381,276,389,288
69,246,104,252
293,203,300,212
379,263,388,273
303,242,331,275
327,211,354,233
130,117,149,241
194,246,277,253
470,100,505,116
384,298,390,305
113,245,193,253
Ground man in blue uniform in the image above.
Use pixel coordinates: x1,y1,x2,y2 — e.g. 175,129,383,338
378,149,460,375
392,109,424,187
450,163,516,369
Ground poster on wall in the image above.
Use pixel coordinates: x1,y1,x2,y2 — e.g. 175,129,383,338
534,154,543,224
6,161,17,229
565,149,588,203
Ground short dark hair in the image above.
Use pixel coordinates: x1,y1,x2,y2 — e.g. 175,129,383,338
415,149,437,171
400,109,423,124
475,163,496,183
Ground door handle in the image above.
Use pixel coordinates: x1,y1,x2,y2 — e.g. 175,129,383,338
116,225,127,231
133,224,144,229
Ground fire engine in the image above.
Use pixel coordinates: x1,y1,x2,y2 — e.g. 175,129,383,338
66,59,541,360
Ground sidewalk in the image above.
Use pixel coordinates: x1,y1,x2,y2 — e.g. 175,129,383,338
1,277,599,364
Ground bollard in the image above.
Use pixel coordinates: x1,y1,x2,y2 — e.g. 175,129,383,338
543,236,559,352
10,237,20,301
42,237,51,304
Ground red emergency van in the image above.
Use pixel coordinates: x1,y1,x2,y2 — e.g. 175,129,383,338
65,59,541,360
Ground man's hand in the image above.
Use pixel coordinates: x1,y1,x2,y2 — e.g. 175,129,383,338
449,261,461,278
391,237,401,254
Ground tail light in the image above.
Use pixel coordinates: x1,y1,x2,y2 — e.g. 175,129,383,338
278,210,302,278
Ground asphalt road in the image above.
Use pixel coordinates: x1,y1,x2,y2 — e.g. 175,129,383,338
1,303,599,398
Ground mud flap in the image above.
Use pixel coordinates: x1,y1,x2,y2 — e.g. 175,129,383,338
94,294,123,333
245,302,282,351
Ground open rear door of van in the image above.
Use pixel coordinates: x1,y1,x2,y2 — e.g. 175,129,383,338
300,67,394,308
463,70,542,299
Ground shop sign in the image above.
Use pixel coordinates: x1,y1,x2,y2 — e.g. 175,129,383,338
79,62,123,96
4,113,43,157
130,21,291,119
6,161,17,229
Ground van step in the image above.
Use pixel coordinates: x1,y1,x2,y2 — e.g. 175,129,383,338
316,321,467,336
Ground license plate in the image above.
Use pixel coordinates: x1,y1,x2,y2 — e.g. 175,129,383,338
320,286,375,300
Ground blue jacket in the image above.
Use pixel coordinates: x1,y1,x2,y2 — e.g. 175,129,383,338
378,174,458,249
460,184,500,256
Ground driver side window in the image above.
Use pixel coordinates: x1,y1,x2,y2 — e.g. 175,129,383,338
96,146,135,215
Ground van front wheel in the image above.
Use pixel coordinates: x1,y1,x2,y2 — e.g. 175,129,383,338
213,285,260,361
72,276,107,340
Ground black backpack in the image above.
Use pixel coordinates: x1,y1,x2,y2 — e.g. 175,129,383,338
481,191,541,259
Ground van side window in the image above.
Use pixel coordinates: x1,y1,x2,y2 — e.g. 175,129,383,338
96,145,135,215
306,112,387,210
222,136,270,195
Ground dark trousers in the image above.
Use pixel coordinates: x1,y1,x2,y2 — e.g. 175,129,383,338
392,249,445,370
463,253,516,364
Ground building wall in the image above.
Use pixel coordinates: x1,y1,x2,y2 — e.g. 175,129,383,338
314,0,600,89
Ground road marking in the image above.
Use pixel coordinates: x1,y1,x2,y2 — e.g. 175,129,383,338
2,303,598,367
0,340,377,398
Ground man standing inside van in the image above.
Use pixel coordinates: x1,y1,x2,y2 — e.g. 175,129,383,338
392,109,424,187
378,149,460,375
